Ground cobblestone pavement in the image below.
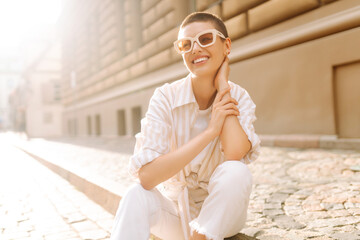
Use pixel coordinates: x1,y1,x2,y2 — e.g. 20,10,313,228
3,132,360,240
0,137,114,240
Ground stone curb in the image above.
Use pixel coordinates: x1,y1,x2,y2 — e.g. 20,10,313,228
14,146,122,216
260,134,360,150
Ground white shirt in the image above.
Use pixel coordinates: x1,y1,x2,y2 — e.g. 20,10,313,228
128,74,261,239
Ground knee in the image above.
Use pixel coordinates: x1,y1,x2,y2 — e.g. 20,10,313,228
209,161,252,197
122,182,151,205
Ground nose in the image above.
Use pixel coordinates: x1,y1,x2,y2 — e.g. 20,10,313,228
191,40,202,54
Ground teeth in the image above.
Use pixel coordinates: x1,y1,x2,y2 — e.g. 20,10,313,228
194,57,208,64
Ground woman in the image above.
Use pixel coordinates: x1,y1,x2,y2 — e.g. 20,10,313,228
111,12,260,240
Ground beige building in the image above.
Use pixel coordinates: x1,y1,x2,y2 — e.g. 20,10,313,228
21,41,63,137
61,0,360,141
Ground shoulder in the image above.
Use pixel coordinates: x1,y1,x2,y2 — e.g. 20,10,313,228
228,81,251,99
157,77,186,95
150,76,187,106
153,76,188,101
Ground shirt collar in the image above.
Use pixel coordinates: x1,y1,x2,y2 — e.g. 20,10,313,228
172,74,197,110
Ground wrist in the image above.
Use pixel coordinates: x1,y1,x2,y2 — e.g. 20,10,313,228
217,80,230,91
204,128,218,140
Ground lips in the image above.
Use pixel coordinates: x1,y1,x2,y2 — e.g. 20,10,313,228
192,56,209,64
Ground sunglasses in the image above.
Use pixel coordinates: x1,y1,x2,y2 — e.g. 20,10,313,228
173,29,226,54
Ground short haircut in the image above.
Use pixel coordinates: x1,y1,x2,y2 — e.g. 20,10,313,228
180,12,229,38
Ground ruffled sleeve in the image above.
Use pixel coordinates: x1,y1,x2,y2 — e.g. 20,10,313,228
228,82,261,164
128,87,172,178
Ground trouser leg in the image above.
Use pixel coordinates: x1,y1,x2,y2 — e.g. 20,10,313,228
110,183,184,240
190,161,253,240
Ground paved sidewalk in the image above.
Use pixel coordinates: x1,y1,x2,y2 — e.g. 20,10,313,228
0,137,114,240
4,132,360,240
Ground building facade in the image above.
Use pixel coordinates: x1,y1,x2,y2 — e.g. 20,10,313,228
19,41,63,138
61,0,360,139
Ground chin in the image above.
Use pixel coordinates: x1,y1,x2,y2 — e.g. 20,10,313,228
191,68,216,78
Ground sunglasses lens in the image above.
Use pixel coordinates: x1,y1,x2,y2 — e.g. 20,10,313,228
177,39,192,53
198,32,214,46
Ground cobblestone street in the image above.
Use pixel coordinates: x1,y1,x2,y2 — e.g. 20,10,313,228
2,132,360,239
0,138,114,240
245,147,360,239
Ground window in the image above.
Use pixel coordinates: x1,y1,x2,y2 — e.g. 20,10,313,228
117,109,126,136
131,106,141,135
95,114,101,136
87,115,92,135
73,119,78,136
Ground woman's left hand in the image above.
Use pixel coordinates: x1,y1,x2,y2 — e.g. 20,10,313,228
214,56,230,90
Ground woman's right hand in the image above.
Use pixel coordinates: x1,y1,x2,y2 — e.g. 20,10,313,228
207,87,239,138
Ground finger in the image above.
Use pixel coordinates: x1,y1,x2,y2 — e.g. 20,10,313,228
214,87,231,104
232,97,238,105
224,109,240,116
218,88,231,101
218,96,237,107
221,103,239,112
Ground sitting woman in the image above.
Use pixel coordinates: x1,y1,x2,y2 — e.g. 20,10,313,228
110,12,261,240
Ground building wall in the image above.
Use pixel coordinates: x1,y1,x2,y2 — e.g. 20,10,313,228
25,72,63,138
61,0,360,138
25,42,63,138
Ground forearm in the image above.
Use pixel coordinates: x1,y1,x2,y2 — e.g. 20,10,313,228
218,82,251,160
138,129,216,190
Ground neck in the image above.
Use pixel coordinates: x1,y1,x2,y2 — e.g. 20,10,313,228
191,73,217,110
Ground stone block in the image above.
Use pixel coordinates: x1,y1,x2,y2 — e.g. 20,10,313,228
142,7,156,28
100,14,117,36
143,28,150,43
165,10,176,29
100,37,117,57
125,26,132,40
222,0,266,20
129,60,148,78
204,4,221,18
121,51,138,69
148,17,167,41
125,13,132,26
104,76,115,89
156,0,173,18
249,0,319,32
141,0,159,13
94,82,103,92
101,51,117,69
147,48,172,71
157,27,178,50
196,0,218,11
108,60,122,75
224,13,247,40
124,0,130,13
99,3,110,23
115,69,130,83
98,69,107,82
172,1,190,24
126,41,133,53
138,39,158,60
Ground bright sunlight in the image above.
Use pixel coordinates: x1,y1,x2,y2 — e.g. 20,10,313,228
0,0,62,56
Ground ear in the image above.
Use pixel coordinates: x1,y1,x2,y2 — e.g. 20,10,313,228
224,38,232,55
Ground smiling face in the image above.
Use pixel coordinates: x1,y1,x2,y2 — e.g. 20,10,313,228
178,21,230,79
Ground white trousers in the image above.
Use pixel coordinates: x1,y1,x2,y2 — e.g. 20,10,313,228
110,161,253,240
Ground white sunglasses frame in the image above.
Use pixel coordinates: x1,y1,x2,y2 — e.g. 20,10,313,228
173,29,226,54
